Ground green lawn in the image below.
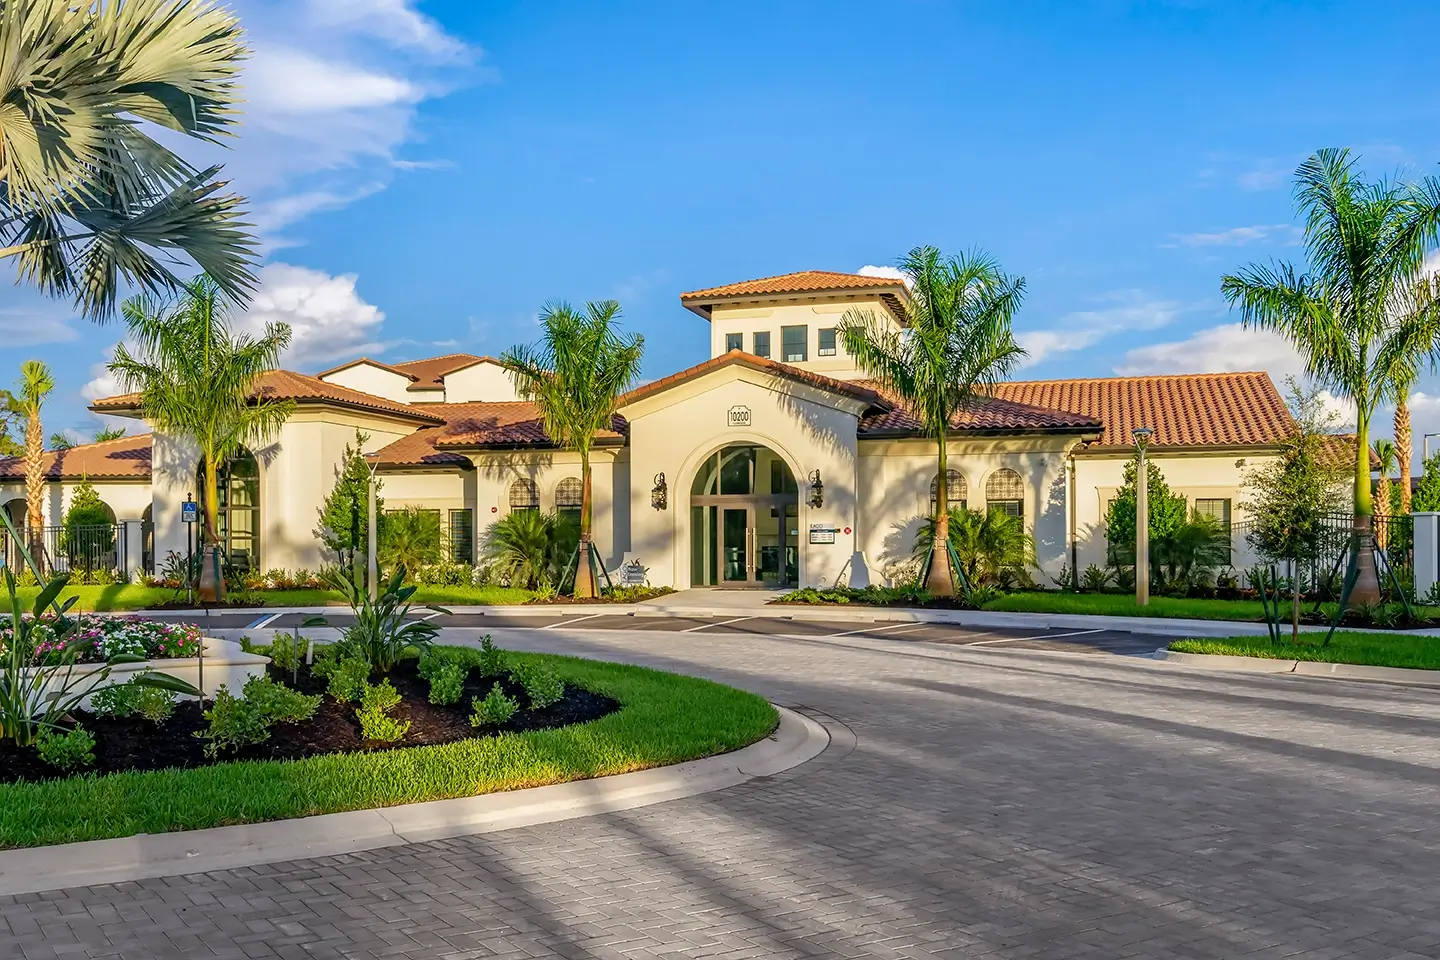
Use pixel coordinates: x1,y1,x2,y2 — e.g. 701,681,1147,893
1168,632,1440,670
14,583,535,612
982,591,1271,620
0,649,777,848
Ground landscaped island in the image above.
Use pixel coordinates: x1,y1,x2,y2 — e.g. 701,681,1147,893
1168,632,1440,670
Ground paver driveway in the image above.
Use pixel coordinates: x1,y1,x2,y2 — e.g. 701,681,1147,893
5,627,1440,959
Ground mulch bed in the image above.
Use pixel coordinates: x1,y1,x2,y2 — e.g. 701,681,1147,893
0,659,619,785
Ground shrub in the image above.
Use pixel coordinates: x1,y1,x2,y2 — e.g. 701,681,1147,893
266,632,300,674
512,663,563,710
470,682,517,727
194,677,321,758
327,564,446,671
356,679,410,742
478,636,507,677
35,725,96,771
89,679,175,723
380,506,444,575
427,662,466,705
327,657,371,703
1080,564,1110,592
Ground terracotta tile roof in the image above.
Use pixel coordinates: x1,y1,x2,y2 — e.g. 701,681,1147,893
371,402,626,461
857,389,1102,436
619,351,892,410
313,357,420,382
91,370,445,425
390,354,493,391
991,371,1293,448
680,271,910,325
0,434,153,480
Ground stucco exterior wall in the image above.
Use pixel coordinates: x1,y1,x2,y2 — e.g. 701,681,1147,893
856,436,1079,585
442,362,519,402
320,364,415,405
0,480,151,525
468,449,624,570
707,297,902,381
1072,450,1280,573
622,366,864,589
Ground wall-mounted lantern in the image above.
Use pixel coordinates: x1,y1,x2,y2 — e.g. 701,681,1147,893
651,472,668,511
808,469,824,508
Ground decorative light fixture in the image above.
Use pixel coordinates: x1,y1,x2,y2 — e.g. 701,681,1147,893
651,472,668,510
808,469,824,508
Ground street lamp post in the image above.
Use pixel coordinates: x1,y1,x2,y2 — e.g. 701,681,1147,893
1133,426,1154,607
365,454,380,602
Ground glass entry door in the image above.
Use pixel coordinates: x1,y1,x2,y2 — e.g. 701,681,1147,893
721,507,752,583
691,444,799,588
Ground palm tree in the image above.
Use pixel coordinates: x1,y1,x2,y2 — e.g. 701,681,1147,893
0,0,256,320
108,276,293,601
16,362,55,564
1394,384,1414,515
1222,149,1440,603
915,507,1035,588
839,246,1027,596
502,301,643,598
1373,439,1396,550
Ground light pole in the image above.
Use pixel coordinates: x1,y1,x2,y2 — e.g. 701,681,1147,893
1424,433,1440,463
365,454,380,602
1133,426,1154,607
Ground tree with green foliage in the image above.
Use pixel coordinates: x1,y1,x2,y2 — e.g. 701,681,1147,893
1414,453,1440,513
503,301,643,598
48,425,125,452
1241,380,1350,640
317,430,383,570
1221,148,1440,603
379,506,443,575
0,390,23,458
108,277,293,601
0,0,257,320
914,507,1034,588
16,361,55,563
839,246,1027,596
1104,457,1188,566
59,478,115,571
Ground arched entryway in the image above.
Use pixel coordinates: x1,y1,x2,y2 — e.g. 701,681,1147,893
198,447,261,573
690,444,798,587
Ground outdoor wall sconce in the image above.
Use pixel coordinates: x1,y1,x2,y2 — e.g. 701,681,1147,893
808,470,824,508
651,472,668,510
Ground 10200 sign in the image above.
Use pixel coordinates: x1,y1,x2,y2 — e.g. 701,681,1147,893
727,405,751,427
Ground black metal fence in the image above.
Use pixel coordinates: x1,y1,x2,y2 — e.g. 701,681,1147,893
1228,511,1413,587
1,523,129,579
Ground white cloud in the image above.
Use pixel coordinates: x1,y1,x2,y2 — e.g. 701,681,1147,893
856,264,907,282
0,306,78,346
246,48,423,116
251,184,386,235
1016,291,1183,367
1237,163,1293,191
302,0,470,59
1170,224,1302,247
234,263,387,369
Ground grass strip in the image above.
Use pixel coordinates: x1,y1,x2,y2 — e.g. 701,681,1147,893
13,584,535,612
1168,632,1440,670
0,649,777,848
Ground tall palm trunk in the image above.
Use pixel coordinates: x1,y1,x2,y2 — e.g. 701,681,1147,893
23,406,44,569
1351,410,1382,604
1396,399,1413,515
575,452,598,598
1375,473,1391,550
198,453,226,603
926,434,955,596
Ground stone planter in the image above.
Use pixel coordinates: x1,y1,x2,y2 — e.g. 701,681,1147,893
27,637,271,707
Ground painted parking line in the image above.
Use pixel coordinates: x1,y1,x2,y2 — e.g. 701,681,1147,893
682,616,754,633
825,622,927,638
542,613,607,630
245,613,283,630
967,628,1106,645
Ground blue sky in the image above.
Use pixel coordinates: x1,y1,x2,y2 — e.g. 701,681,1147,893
5,0,1440,452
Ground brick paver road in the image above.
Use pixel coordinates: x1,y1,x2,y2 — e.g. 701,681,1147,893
6,628,1440,959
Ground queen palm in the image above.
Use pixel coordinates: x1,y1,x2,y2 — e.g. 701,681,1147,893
502,301,644,598
1222,149,1440,604
839,246,1027,597
0,0,256,320
108,276,293,601
16,361,54,562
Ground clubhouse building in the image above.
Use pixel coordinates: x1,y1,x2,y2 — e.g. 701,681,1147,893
0,270,1298,589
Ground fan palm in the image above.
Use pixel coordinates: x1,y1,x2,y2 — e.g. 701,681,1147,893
108,276,293,601
16,361,55,560
1221,148,1440,603
839,246,1027,596
484,510,556,590
0,0,257,320
502,301,643,598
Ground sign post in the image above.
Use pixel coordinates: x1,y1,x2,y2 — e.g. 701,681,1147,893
182,495,198,605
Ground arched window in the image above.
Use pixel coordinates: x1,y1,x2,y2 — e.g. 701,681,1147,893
509,478,539,512
929,470,967,512
198,448,260,573
555,477,582,520
985,468,1024,520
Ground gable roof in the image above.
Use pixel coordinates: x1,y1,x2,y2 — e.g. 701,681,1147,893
372,401,626,463
680,271,909,324
990,371,1293,449
91,370,446,425
0,434,153,481
857,390,1102,437
390,353,493,391
314,357,419,382
619,351,892,411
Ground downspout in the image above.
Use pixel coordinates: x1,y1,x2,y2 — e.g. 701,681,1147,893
1068,452,1078,588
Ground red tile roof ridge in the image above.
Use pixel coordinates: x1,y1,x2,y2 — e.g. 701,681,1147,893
618,351,891,409
313,357,420,381
680,270,907,300
1000,370,1274,387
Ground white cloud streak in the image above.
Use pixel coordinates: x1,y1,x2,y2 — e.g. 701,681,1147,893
1170,224,1302,247
1016,292,1183,367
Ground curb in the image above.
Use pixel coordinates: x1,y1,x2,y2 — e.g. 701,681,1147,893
0,705,829,897
1159,648,1440,686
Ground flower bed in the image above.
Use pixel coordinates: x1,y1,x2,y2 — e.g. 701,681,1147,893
3,614,203,664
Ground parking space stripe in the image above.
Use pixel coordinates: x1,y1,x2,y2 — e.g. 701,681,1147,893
827,622,926,638
543,614,605,629
968,628,1106,645
246,613,282,630
682,616,753,633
